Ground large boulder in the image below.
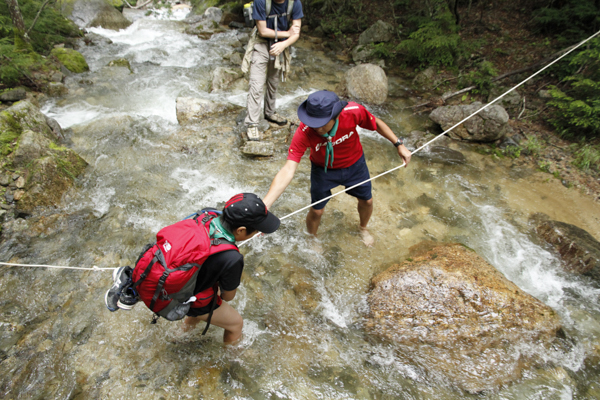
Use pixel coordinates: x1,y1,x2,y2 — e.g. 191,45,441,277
176,97,240,125
68,0,131,30
531,213,600,280
358,20,395,45
342,64,388,105
367,242,562,393
0,101,87,214
429,101,510,142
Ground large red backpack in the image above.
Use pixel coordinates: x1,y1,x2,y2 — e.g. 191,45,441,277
131,209,237,326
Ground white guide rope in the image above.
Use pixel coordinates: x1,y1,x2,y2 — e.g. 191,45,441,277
3,30,599,270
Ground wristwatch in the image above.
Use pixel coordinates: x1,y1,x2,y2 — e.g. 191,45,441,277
393,138,404,147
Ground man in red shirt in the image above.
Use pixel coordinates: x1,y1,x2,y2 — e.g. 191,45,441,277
263,90,411,246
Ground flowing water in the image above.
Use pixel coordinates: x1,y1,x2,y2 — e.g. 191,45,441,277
1,9,600,399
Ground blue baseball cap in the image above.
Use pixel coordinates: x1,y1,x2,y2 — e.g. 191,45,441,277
297,90,348,128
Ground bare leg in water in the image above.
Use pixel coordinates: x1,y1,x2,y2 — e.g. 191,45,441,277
358,198,374,246
182,301,243,344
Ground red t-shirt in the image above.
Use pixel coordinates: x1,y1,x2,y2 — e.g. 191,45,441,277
287,102,378,169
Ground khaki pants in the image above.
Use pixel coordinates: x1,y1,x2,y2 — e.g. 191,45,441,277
245,42,280,126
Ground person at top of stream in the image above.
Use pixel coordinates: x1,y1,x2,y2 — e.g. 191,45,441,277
241,0,304,141
262,90,411,246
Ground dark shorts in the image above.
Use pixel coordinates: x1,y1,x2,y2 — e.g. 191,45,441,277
310,153,372,210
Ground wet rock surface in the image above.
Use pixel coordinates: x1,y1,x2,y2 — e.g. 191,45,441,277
531,213,600,280
367,242,562,393
176,97,242,125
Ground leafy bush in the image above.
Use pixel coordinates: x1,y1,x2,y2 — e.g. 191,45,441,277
548,38,600,139
460,60,497,97
532,0,599,43
0,38,45,86
571,143,600,171
397,11,462,67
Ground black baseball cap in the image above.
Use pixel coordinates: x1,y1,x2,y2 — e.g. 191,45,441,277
223,193,280,233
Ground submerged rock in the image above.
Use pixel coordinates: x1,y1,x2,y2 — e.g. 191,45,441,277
429,102,510,142
366,242,562,393
531,213,600,280
176,97,240,125
418,145,466,165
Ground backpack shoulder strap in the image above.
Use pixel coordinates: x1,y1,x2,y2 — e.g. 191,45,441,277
266,0,272,16
287,0,294,23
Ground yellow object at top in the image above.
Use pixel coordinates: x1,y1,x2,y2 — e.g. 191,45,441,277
244,2,252,8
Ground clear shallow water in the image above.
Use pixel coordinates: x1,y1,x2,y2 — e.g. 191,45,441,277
2,11,600,399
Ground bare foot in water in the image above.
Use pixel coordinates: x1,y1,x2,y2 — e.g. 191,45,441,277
309,237,324,254
360,227,374,247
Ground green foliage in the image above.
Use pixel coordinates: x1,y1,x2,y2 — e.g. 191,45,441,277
523,135,543,155
0,37,45,86
532,0,599,43
504,145,521,159
0,0,81,55
547,39,600,139
537,160,553,173
397,10,461,67
460,60,497,97
570,143,600,171
372,42,393,59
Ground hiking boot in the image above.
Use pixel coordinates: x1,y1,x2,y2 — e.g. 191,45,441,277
265,113,287,126
117,286,138,310
104,266,132,312
247,125,260,141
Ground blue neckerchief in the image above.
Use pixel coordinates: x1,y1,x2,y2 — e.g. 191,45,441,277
322,119,339,173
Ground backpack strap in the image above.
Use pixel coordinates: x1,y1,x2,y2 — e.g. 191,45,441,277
287,0,294,24
266,0,271,15
201,283,220,335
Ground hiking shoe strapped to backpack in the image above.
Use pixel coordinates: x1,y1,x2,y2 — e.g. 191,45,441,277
265,113,288,126
105,266,137,311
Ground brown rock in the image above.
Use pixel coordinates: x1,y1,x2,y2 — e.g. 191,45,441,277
367,242,562,393
531,213,600,280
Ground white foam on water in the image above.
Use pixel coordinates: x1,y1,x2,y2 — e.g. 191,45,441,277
41,101,107,129
170,167,251,206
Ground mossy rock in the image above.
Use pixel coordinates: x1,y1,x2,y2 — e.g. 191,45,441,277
107,0,124,12
107,58,132,72
50,47,90,73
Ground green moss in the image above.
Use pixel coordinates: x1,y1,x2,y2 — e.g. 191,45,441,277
0,111,22,156
49,142,67,151
50,47,89,73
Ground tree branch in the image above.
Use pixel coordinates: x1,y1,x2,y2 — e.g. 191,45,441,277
123,0,153,10
26,0,53,36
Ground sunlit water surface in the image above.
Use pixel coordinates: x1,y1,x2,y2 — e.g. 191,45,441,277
1,10,600,400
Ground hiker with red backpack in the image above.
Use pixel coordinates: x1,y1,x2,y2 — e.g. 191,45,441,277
104,193,280,344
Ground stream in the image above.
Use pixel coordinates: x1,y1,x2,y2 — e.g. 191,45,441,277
1,8,600,399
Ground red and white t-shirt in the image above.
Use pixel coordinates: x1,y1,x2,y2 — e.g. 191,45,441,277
287,102,378,169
